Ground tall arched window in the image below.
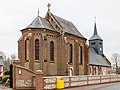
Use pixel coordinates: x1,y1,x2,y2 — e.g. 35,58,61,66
50,41,54,61
25,40,27,60
79,46,83,64
35,39,39,60
69,44,73,64
25,39,29,61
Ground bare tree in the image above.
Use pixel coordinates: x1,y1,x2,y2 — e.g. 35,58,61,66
11,53,17,61
4,53,17,70
4,57,11,70
111,53,120,74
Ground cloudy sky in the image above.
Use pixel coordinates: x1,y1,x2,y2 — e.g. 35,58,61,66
0,0,120,59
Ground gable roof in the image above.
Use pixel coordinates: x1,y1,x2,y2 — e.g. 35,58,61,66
53,15,86,39
89,48,111,66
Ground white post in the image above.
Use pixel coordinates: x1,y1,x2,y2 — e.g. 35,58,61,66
70,67,73,76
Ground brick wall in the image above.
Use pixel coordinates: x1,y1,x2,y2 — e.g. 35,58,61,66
12,63,120,90
18,28,89,76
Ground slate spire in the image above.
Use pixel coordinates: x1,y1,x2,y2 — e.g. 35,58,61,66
94,17,97,35
89,17,102,41
89,17,103,55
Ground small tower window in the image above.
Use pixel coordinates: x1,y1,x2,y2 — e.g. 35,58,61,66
69,44,73,64
50,41,54,61
91,42,96,45
99,42,102,45
35,39,39,60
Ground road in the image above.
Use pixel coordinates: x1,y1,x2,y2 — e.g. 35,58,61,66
92,83,120,90
64,82,120,90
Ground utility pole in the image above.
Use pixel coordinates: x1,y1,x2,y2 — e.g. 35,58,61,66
116,61,118,74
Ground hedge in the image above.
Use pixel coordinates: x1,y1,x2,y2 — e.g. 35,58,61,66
2,75,10,84
4,70,10,75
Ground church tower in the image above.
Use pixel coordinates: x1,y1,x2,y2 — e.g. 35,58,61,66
89,18,103,55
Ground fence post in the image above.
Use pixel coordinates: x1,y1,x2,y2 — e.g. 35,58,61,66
36,70,44,90
12,58,20,89
12,64,16,89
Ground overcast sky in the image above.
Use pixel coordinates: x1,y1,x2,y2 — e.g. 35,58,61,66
0,0,120,59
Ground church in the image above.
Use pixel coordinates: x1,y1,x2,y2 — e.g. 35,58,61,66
89,19,111,75
18,4,89,76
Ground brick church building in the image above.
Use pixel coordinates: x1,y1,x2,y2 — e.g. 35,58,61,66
18,4,89,76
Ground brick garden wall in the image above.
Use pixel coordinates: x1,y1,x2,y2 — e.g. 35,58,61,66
12,63,120,90
12,64,43,90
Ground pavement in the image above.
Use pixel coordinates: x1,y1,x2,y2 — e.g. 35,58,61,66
63,82,120,90
0,84,12,90
92,83,120,90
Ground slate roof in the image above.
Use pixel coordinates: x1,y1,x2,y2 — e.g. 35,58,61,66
0,59,4,66
89,35,102,41
25,16,55,31
89,48,110,66
23,13,86,39
89,22,102,41
53,15,86,39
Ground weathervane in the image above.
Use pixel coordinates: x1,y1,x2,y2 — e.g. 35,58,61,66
47,3,51,12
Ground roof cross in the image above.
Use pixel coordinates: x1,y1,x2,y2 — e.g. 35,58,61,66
47,3,51,12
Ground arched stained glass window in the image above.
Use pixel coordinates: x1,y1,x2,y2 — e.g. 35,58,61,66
25,39,29,61
35,39,39,60
25,40,27,60
79,46,83,64
69,44,72,64
50,41,54,61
